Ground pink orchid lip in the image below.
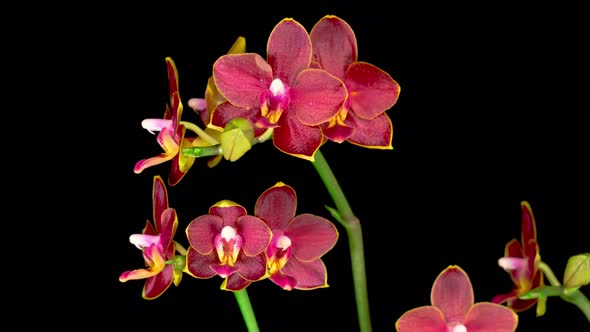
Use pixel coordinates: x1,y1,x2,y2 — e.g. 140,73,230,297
141,119,173,134
129,234,161,250
498,257,528,271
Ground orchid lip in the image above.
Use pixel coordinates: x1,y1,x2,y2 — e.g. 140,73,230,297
141,119,173,134
129,234,161,250
498,256,527,271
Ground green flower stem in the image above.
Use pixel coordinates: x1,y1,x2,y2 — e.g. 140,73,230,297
312,149,372,332
540,261,590,322
233,289,260,332
180,121,220,145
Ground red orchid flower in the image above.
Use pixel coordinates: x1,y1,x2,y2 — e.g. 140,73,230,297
185,200,271,291
310,15,400,147
492,201,544,312
134,57,197,186
212,18,347,161
254,182,339,290
119,176,181,299
396,265,518,332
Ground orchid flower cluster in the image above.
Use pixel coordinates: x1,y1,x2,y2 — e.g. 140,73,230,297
121,15,590,331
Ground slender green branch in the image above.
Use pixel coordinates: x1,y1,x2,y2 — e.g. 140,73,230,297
312,149,372,332
180,121,220,145
233,289,260,332
540,261,590,322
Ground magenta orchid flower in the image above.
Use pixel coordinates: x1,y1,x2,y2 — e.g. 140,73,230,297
212,18,348,161
310,15,400,147
254,182,339,290
134,57,197,186
396,265,518,332
185,200,271,291
492,201,544,312
119,176,182,299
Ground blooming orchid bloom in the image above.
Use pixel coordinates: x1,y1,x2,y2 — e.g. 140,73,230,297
255,182,339,290
492,201,544,312
134,57,198,186
396,265,518,332
119,176,181,300
185,200,271,291
310,15,400,147
212,18,348,161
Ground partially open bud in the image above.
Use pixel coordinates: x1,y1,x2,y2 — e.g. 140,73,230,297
220,117,255,161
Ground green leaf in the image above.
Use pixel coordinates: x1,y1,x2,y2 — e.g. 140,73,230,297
563,253,590,288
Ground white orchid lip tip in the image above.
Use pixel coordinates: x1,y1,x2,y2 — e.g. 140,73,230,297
498,257,526,271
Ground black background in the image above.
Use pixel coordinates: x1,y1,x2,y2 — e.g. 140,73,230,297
6,2,589,331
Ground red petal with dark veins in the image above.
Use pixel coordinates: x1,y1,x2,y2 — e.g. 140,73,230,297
321,121,355,143
170,92,183,130
152,176,169,232
186,215,223,255
237,215,271,256
142,220,156,236
524,239,539,280
267,18,312,85
520,201,537,248
491,289,519,305
346,112,393,149
282,258,328,290
213,53,273,108
235,252,267,281
395,306,448,332
310,15,357,79
222,274,252,291
210,203,247,227
464,303,518,332
159,208,178,251
255,183,297,230
143,264,174,300
286,214,338,262
185,248,217,278
166,57,179,98
269,271,297,290
211,102,267,137
168,125,189,187
291,69,347,126
431,266,473,323
346,62,400,120
272,110,323,161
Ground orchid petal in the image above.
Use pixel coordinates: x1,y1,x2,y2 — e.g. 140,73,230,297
211,263,239,278
267,18,311,85
237,215,271,256
143,265,174,300
209,200,247,228
129,234,160,250
152,176,169,232
222,273,252,291
520,201,537,253
165,57,179,99
213,53,273,108
185,249,217,279
310,15,357,79
282,257,328,290
291,68,347,126
133,152,175,174
234,252,267,281
158,208,178,250
464,302,518,332
431,266,473,323
272,110,323,161
286,214,338,262
321,121,355,143
346,112,393,149
210,102,267,137
491,290,519,305
255,182,297,230
186,214,223,255
269,271,297,290
395,306,448,332
346,62,400,119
